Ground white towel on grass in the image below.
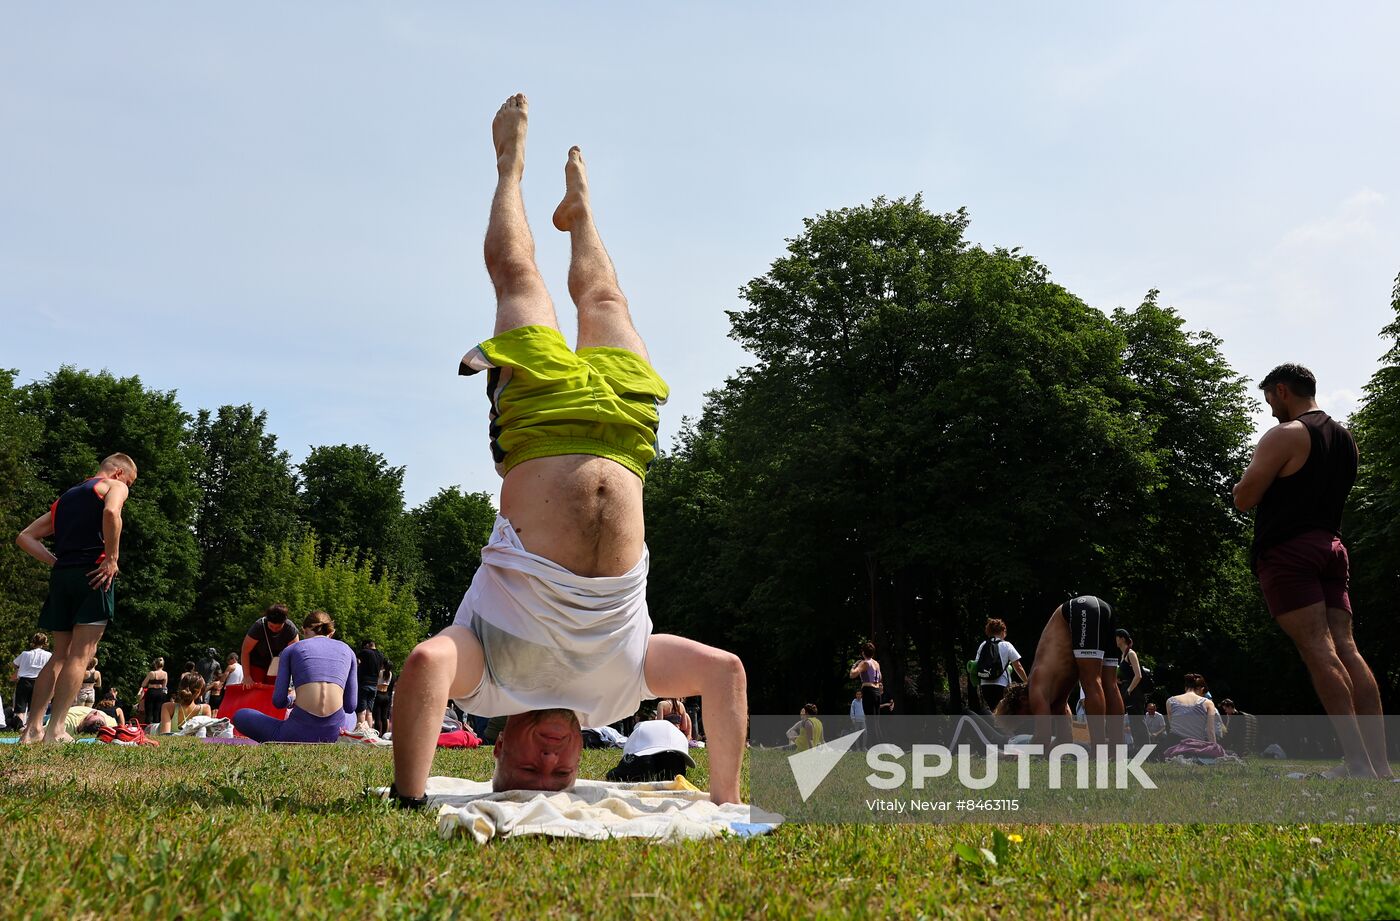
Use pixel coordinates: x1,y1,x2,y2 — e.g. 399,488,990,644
382,776,781,844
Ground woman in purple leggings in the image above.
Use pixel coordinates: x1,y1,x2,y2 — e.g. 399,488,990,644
232,610,358,743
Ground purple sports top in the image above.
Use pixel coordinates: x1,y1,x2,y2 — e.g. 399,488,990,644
272,636,359,713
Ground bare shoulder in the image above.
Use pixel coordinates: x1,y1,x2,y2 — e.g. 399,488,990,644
1259,421,1309,449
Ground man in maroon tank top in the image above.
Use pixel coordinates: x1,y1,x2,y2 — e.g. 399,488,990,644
14,453,136,743
1232,364,1390,778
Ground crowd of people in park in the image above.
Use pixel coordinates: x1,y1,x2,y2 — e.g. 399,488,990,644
4,96,1393,805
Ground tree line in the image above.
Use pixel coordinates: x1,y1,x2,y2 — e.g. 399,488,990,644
4,196,1397,716
644,198,1400,716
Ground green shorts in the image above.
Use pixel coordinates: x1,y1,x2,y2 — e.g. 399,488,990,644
39,565,114,631
459,325,669,480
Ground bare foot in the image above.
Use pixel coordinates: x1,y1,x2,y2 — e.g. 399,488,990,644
42,732,76,744
18,729,42,745
551,146,590,232
492,93,529,178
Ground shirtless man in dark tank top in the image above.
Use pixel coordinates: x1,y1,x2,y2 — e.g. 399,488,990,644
1232,363,1390,778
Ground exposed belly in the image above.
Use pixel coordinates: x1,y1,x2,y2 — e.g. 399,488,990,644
500,454,645,577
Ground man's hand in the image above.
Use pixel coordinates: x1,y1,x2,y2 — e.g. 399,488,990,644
88,556,119,590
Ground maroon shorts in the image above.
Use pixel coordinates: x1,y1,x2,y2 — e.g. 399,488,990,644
1256,529,1351,618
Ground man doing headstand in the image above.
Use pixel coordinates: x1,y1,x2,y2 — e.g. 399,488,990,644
390,95,748,806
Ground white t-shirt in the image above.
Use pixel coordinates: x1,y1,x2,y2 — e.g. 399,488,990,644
974,639,1021,688
226,663,244,686
451,516,654,729
850,698,865,720
13,648,52,679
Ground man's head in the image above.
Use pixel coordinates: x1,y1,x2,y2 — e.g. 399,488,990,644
1258,363,1318,423
99,453,138,486
29,632,47,650
98,686,116,705
985,618,1007,639
363,640,377,650
491,709,583,792
994,682,1032,717
1146,702,1158,716
1220,698,1237,714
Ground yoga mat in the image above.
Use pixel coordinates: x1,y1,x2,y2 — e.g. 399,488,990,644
217,684,289,737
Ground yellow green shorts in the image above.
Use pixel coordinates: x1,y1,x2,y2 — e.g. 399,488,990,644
458,325,669,481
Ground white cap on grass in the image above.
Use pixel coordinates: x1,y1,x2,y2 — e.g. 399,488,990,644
623,720,696,766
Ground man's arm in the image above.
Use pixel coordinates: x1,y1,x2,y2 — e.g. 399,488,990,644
1233,424,1307,512
645,635,747,805
88,480,130,590
16,511,56,566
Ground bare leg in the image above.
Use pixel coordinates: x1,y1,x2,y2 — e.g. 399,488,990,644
1327,607,1392,778
485,94,558,336
19,632,71,743
43,624,104,742
645,635,747,804
21,625,103,743
552,147,648,358
1075,658,1107,746
390,626,485,799
1276,603,1376,777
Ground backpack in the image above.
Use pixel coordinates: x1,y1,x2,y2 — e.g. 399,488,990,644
975,638,1005,682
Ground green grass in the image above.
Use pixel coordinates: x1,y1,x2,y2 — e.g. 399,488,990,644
0,738,1396,920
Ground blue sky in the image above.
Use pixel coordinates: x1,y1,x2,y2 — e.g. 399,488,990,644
4,4,1398,504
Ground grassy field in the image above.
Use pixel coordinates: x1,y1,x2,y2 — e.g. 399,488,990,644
0,737,1396,920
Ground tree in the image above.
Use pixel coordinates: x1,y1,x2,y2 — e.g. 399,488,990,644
1345,269,1400,708
191,404,301,643
408,487,497,633
646,198,1274,715
0,370,50,669
235,533,425,668
17,368,201,693
298,444,414,578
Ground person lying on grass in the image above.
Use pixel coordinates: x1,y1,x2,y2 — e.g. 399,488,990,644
994,595,1126,752
389,94,747,808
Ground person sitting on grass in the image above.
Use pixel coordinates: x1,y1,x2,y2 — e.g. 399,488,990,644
94,685,124,726
389,94,747,808
1162,673,1226,758
657,698,694,740
786,704,824,751
160,672,211,734
994,595,1126,752
232,610,357,744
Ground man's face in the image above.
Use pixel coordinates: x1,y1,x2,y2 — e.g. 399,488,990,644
1146,704,1157,716
492,709,583,792
1264,385,1291,423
